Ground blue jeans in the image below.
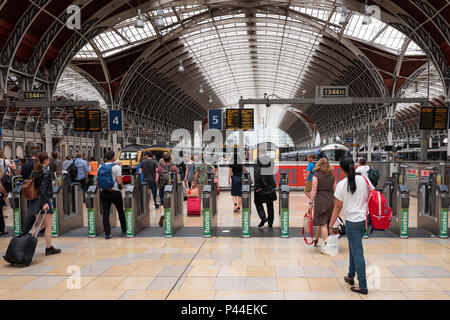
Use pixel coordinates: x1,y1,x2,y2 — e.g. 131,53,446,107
145,179,158,207
346,220,367,290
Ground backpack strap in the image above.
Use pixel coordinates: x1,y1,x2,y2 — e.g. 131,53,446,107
362,176,374,191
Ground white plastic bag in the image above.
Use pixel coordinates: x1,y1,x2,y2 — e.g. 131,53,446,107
321,234,340,256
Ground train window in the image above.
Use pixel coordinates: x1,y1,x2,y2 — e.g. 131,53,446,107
120,151,138,160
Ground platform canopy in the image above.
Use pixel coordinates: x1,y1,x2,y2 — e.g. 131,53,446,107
0,0,448,145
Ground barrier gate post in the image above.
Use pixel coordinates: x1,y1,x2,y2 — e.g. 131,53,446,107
86,185,98,238
124,184,135,237
51,184,62,237
437,185,449,239
241,172,251,238
10,176,23,236
279,172,289,238
202,184,213,237
163,173,183,238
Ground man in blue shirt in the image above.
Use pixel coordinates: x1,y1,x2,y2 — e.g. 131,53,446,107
74,153,89,202
304,153,315,200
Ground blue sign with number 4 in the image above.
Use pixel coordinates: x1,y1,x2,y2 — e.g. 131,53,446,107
208,109,222,130
109,110,123,131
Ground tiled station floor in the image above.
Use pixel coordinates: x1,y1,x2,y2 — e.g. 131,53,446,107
0,192,448,300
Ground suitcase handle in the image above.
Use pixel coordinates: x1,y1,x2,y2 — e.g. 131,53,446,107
30,210,48,238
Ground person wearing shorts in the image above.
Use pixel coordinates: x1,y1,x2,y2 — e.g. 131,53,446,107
304,153,315,200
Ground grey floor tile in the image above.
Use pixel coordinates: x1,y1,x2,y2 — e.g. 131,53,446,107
387,266,424,278
173,277,186,290
446,291,450,297
213,277,246,291
333,260,349,267
147,277,179,290
169,253,196,260
245,277,278,291
80,264,111,277
284,291,361,300
158,265,187,277
214,259,232,266
275,266,305,278
97,257,132,265
415,266,450,278
16,265,56,276
215,291,284,300
21,276,67,289
119,290,140,300
381,254,426,260
144,248,180,254
302,266,335,278
0,276,10,282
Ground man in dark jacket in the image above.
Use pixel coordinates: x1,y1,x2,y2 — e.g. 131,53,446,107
254,148,277,228
21,150,37,180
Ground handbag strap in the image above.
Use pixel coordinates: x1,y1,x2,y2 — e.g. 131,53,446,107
303,208,314,245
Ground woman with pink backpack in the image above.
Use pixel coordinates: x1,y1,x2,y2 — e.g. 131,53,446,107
329,156,371,295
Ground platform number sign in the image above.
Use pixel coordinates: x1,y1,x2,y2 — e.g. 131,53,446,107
109,110,123,131
208,109,222,130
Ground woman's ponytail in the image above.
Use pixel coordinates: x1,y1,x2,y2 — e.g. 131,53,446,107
339,156,357,194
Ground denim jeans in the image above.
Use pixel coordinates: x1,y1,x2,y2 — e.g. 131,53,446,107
144,179,158,207
346,220,367,290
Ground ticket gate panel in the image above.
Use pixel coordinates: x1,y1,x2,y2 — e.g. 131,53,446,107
163,175,184,238
241,184,251,238
58,174,84,235
125,183,150,237
388,184,410,238
10,176,25,236
51,185,63,237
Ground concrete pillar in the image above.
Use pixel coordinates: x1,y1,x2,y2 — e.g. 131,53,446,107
113,132,118,156
45,106,52,155
94,132,101,162
420,130,428,161
367,124,372,162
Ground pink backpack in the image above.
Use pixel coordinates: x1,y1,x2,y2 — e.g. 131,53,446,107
362,177,392,231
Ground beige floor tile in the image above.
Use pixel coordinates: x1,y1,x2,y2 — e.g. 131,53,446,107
0,276,37,289
431,277,450,290
102,266,137,276
113,248,147,254
232,259,265,266
307,278,344,291
369,278,411,292
402,291,450,300
368,259,407,267
58,289,125,300
247,266,276,277
0,266,21,276
84,277,126,290
130,265,165,276
399,278,443,291
0,289,67,300
52,276,97,290
217,266,247,277
45,265,83,276
277,278,310,291
265,259,299,266
180,277,216,291
190,259,216,266
122,290,170,300
115,277,155,290
299,259,334,267
361,292,407,300
179,248,202,254
168,290,216,300
214,290,284,300
187,266,219,277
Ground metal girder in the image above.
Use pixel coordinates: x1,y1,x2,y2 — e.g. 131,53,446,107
409,0,450,44
68,63,111,106
239,97,428,106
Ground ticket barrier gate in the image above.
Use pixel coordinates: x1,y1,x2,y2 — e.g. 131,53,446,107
125,175,150,237
202,173,218,237
58,173,84,235
418,171,449,238
383,173,410,238
163,173,184,237
85,185,118,237
242,172,252,238
10,176,25,236
50,184,63,237
279,172,290,238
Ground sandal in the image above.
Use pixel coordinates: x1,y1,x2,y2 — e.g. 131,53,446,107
344,276,355,286
351,286,368,295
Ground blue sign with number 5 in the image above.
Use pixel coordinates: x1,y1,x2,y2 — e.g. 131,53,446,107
109,110,123,131
208,109,222,130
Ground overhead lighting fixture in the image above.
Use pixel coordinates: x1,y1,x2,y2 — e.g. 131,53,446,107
135,8,144,29
199,84,204,94
339,4,347,25
178,59,184,72
362,1,371,25
155,8,165,28
209,95,213,103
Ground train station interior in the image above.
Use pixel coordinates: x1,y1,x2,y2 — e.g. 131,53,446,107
0,0,448,301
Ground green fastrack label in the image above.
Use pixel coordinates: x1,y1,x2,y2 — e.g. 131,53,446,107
164,209,172,237
51,208,58,237
400,208,409,238
126,208,134,237
13,208,21,236
281,208,289,238
242,208,250,238
440,208,448,238
88,208,96,238
203,208,211,237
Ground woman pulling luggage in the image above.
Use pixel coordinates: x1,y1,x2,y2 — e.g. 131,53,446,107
28,152,61,256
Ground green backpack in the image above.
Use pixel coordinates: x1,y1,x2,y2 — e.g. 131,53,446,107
367,167,380,187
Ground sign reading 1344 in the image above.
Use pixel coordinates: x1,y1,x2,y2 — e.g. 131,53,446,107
23,90,47,100
109,110,123,131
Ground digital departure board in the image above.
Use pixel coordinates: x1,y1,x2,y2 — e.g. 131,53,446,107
320,86,348,98
74,109,102,131
226,109,254,131
23,90,47,100
434,107,448,130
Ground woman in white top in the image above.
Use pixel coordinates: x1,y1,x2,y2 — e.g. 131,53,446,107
329,156,371,295
355,157,370,177
0,150,16,175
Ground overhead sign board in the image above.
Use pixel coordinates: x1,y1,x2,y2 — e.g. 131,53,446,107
109,110,123,131
74,109,102,132
208,109,222,130
226,109,254,131
23,90,47,100
319,86,348,98
419,106,448,130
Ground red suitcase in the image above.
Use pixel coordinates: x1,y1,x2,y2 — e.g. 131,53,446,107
187,197,201,216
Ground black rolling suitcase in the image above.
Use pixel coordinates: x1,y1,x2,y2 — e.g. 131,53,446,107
3,211,46,266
